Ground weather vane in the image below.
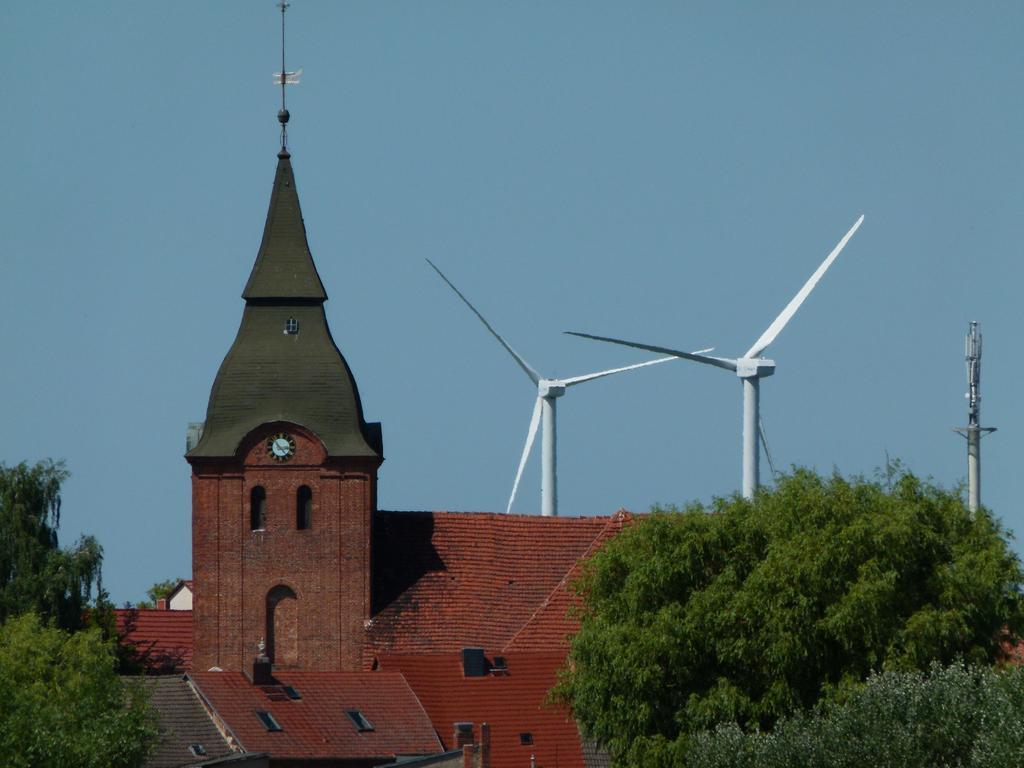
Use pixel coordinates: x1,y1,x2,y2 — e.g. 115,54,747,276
273,1,302,155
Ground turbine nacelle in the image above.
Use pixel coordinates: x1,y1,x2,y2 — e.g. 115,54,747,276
735,358,776,379
538,381,567,399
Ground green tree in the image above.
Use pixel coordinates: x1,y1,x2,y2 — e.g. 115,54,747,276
135,578,183,609
0,460,103,631
555,468,1024,767
0,613,156,768
685,663,1024,768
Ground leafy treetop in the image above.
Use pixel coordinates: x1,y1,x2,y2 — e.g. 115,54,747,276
0,613,156,768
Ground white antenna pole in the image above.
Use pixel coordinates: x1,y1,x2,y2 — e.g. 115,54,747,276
954,321,996,514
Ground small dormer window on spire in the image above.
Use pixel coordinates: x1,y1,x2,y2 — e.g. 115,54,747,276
284,317,299,335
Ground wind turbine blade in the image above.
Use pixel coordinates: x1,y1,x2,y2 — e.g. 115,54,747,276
561,356,677,387
427,259,541,385
744,214,864,359
759,415,778,479
507,397,543,514
566,332,737,372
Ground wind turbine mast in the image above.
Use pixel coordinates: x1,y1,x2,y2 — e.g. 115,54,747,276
427,259,680,517
954,321,996,514
568,214,864,501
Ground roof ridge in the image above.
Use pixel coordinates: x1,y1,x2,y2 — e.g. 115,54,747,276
391,670,441,741
378,509,625,520
501,511,632,652
186,673,247,754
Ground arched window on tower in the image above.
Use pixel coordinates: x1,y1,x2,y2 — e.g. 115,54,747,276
266,585,298,667
250,486,267,531
296,486,312,530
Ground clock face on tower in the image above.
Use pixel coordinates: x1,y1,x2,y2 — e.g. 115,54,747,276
267,432,296,462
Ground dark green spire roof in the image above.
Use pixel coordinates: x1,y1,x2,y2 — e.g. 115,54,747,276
242,151,327,301
188,153,382,460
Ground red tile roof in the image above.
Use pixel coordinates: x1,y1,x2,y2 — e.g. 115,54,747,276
190,670,442,761
504,511,631,652
119,512,625,674
116,608,193,673
381,652,583,768
369,512,623,657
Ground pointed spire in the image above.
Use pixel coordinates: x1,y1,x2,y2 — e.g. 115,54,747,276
242,154,327,302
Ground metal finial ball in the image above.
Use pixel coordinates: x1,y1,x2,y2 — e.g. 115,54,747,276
278,109,290,124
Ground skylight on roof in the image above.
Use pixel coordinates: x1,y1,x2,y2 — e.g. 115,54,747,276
188,743,207,757
346,709,375,732
519,732,534,746
256,710,282,732
284,685,302,700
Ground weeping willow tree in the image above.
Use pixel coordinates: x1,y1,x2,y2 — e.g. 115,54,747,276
0,460,104,631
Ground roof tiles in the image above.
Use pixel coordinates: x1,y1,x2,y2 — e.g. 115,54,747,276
381,652,585,768
190,670,441,761
117,608,193,673
136,676,234,768
369,511,622,657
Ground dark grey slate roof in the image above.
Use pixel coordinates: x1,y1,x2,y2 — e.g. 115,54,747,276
581,736,611,768
187,153,382,460
137,676,235,768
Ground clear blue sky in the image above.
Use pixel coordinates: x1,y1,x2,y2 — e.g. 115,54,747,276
2,2,1021,605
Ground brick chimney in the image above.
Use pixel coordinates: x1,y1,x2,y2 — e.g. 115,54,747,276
453,722,474,749
480,722,491,768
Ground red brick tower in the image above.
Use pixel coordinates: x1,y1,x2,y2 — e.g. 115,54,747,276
187,147,383,674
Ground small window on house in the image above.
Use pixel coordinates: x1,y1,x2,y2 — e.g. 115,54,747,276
284,317,299,335
519,732,534,746
250,486,267,531
296,485,312,530
255,710,282,732
188,743,207,757
283,685,302,700
346,709,375,732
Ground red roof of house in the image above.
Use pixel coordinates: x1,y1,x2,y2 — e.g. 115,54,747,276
116,608,193,673
504,511,630,652
369,511,626,657
380,652,584,768
190,670,442,761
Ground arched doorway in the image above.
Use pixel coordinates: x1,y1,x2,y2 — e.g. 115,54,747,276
266,585,298,667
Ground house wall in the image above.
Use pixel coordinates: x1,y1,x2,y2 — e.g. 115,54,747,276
170,588,193,611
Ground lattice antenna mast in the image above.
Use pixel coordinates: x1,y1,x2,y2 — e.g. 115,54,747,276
954,321,996,515
274,2,302,155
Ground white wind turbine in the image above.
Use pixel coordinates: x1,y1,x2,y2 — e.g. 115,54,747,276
428,259,696,517
568,215,864,500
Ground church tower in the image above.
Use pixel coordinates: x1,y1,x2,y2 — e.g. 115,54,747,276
187,144,383,673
